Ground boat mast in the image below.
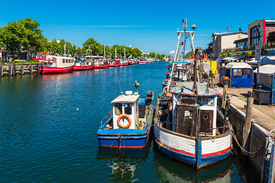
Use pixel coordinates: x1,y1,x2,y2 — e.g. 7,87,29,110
115,47,117,59
104,44,106,59
124,48,126,60
167,19,196,92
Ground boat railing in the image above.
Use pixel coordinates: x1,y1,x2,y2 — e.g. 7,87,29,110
158,120,192,132
203,124,231,136
157,120,231,137
100,110,113,129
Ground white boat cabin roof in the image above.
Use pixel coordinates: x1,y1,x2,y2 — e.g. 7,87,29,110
111,92,139,104
225,62,252,69
170,81,220,96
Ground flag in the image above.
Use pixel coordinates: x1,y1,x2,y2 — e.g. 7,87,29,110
239,26,242,32
227,26,230,31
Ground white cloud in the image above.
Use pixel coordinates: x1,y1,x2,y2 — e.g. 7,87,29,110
169,50,175,54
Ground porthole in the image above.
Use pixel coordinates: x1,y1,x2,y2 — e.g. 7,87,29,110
203,114,208,120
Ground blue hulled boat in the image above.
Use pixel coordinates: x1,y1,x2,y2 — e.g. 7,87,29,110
97,83,154,149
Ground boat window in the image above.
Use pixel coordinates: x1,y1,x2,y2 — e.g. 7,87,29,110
184,110,193,118
233,69,242,78
115,103,122,115
198,97,214,105
63,59,65,63
125,103,132,115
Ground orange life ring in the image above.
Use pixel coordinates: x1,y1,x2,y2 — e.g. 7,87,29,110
117,114,131,128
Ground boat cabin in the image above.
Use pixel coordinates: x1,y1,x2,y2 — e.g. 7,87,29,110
159,82,220,137
75,60,92,66
111,91,139,129
42,56,75,68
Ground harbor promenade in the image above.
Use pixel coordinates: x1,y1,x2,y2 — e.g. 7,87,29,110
216,86,275,133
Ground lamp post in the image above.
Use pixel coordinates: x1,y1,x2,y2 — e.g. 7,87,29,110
256,26,264,89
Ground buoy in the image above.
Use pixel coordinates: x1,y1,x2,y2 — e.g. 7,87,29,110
76,108,79,112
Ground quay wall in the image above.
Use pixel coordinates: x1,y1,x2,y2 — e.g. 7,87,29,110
228,103,275,182
0,64,40,77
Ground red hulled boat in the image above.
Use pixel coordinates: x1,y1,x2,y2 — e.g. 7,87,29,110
119,60,128,66
40,56,74,74
109,59,120,67
94,59,109,69
73,60,94,71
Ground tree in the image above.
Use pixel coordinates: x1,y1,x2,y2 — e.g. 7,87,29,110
82,38,101,56
131,48,142,58
0,18,46,56
148,52,156,58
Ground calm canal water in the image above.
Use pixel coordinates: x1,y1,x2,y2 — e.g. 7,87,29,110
0,62,258,182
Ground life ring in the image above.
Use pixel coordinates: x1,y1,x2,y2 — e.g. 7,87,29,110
117,114,131,128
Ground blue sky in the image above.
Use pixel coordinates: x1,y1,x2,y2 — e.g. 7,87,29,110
0,0,274,55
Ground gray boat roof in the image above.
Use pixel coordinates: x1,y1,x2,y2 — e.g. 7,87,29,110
111,94,140,104
170,81,220,96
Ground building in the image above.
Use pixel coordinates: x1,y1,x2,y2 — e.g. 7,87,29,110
212,32,248,58
248,19,275,46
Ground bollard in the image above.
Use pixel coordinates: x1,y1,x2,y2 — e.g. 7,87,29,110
30,65,33,74
9,65,12,76
0,65,2,77
21,65,24,75
242,91,254,158
13,62,15,75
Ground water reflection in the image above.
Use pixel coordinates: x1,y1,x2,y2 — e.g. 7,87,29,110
96,140,151,182
153,146,238,183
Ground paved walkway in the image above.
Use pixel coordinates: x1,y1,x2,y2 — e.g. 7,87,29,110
216,86,275,133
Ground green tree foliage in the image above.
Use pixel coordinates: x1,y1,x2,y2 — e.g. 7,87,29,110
82,38,101,56
148,52,156,58
131,48,142,58
156,54,165,60
0,18,46,55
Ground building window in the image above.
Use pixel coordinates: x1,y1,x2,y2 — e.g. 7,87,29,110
251,26,261,46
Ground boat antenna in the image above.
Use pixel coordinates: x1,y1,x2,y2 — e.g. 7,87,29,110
134,80,139,93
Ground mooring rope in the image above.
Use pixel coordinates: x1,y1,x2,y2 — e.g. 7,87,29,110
229,124,267,157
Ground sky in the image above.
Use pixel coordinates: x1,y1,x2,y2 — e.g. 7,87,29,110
0,0,275,55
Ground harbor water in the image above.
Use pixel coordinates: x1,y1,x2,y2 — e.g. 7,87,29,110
0,62,259,182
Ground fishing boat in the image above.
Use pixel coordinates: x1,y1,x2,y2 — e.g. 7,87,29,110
154,19,231,169
119,59,128,66
94,59,109,69
73,59,93,71
97,81,154,149
128,59,135,65
39,56,74,74
109,59,120,67
139,58,147,64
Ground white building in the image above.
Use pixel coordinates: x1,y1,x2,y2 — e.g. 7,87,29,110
212,32,248,58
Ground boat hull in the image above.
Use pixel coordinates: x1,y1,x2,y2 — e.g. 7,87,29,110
39,66,73,74
139,61,147,64
97,105,154,149
128,62,134,65
73,65,94,71
94,64,109,69
119,63,128,66
154,123,231,169
109,64,120,67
